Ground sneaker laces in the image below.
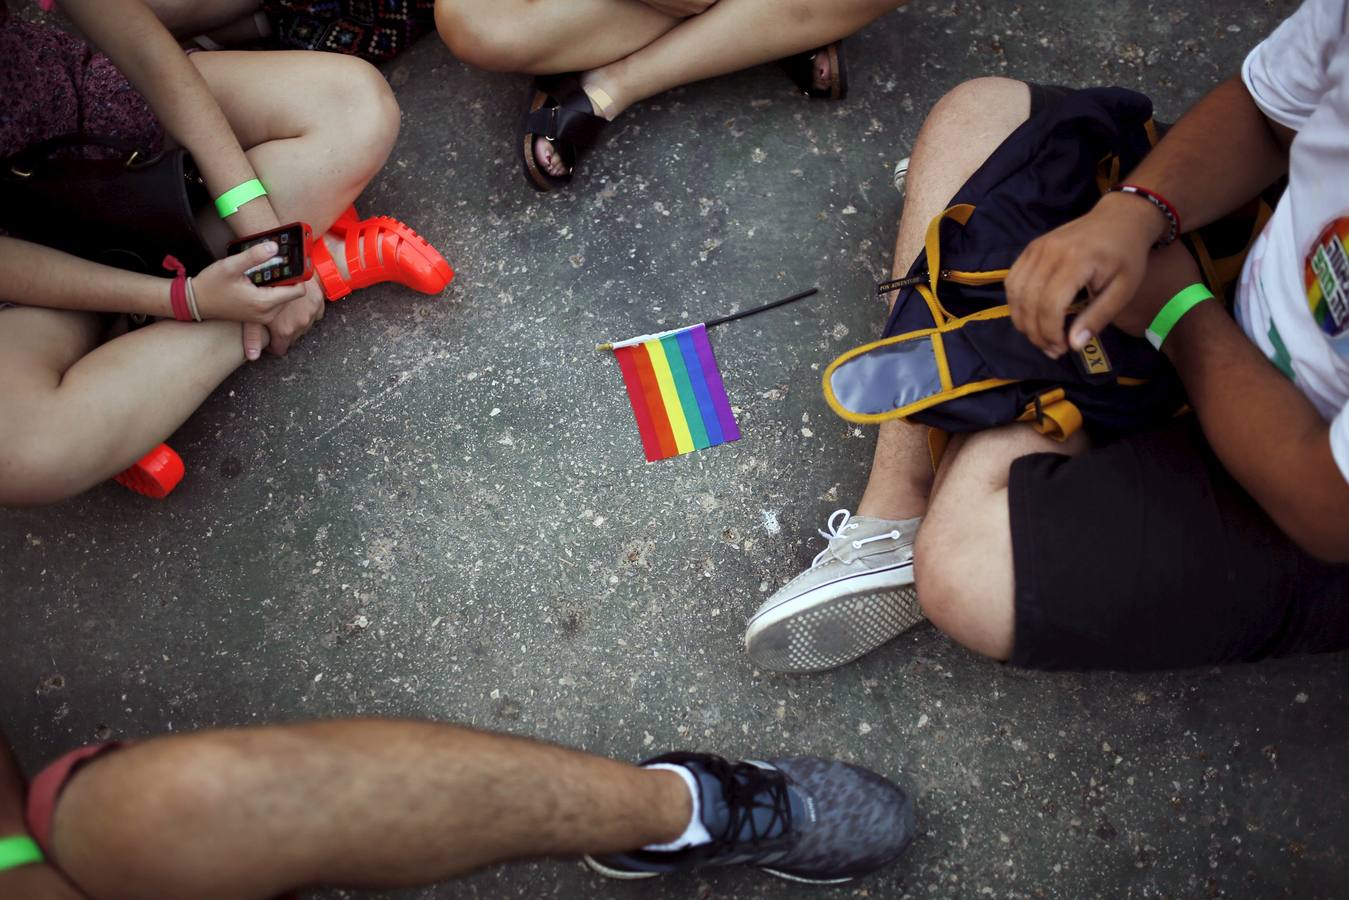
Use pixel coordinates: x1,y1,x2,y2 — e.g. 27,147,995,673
703,757,794,850
810,509,901,569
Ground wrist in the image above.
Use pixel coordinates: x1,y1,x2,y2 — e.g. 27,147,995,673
1096,189,1171,247
1161,292,1222,362
227,206,282,239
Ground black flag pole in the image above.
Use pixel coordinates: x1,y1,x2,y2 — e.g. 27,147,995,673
596,287,820,350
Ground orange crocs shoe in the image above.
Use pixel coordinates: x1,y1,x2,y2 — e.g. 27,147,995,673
112,443,184,499
311,208,453,301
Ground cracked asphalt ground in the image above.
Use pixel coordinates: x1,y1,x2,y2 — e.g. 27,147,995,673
5,1,1347,897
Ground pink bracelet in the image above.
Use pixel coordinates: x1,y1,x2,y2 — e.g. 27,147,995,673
162,256,192,322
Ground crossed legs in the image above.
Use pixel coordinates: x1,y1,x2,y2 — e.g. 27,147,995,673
437,0,901,177
0,51,397,506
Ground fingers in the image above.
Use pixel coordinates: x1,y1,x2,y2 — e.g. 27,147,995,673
223,241,281,277
242,322,268,362
266,290,324,357
1069,272,1135,350
1007,239,1083,357
255,282,308,305
1035,257,1092,357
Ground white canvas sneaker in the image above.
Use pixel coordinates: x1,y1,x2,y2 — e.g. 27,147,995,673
745,509,924,674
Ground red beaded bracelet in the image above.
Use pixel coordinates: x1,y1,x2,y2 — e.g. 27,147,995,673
162,255,192,322
1110,184,1181,248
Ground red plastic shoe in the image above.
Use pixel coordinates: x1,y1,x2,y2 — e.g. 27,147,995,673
311,207,453,301
112,443,184,499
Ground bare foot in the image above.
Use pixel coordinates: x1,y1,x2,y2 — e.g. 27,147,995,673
812,49,833,92
533,135,569,179
531,88,611,179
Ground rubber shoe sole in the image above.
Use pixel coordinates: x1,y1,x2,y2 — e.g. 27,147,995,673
745,566,921,674
584,854,854,885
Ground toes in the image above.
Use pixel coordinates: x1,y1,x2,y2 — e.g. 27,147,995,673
813,52,833,90
533,136,567,177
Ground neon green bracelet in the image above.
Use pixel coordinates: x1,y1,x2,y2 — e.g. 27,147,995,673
214,178,268,219
0,835,44,872
1146,283,1214,350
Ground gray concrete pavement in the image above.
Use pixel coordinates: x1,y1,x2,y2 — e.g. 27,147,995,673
6,1,1348,897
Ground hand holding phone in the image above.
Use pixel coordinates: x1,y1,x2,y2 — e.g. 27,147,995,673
226,222,314,287
191,242,309,325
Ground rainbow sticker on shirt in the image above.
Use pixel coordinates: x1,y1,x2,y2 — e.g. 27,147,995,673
1305,217,1349,337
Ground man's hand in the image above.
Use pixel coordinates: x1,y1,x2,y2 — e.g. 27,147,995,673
639,0,716,16
1110,240,1206,337
264,277,326,357
1005,190,1169,357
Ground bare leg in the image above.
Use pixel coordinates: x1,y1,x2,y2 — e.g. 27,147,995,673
580,0,900,116
49,720,691,900
854,77,1034,521
142,0,262,38
437,0,679,74
0,52,398,505
438,0,894,176
914,240,1201,659
913,426,1085,658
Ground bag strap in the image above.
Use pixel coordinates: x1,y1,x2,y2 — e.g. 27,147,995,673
1016,388,1084,441
6,133,144,176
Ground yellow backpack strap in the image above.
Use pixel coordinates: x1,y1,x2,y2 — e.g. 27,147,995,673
923,204,977,313
1017,388,1084,442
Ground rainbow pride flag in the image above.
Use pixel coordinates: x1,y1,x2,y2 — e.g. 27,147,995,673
608,324,741,462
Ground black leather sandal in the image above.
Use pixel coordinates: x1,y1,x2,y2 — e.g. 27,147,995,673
517,74,608,192
779,41,849,100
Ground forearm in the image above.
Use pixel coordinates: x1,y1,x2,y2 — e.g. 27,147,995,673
0,238,179,317
1126,76,1290,233
59,0,280,236
1166,302,1349,561
0,239,174,317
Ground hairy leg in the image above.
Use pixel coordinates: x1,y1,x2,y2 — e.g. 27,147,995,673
855,77,1033,521
0,52,399,504
49,720,691,900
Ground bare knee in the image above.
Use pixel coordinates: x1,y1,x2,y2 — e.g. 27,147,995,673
320,57,401,180
925,77,1031,133
913,518,970,635
436,0,544,71
913,490,1017,660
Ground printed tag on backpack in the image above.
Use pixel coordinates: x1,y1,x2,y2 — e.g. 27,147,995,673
1073,335,1114,381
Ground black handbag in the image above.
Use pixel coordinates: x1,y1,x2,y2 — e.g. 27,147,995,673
0,134,217,274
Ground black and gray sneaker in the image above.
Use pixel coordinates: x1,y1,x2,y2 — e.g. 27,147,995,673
584,751,915,883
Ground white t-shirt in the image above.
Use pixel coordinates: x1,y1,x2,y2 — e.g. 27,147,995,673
1239,0,1349,484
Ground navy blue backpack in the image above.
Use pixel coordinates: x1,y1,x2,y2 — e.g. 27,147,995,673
824,87,1269,445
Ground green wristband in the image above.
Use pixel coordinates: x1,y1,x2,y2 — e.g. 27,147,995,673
1145,283,1214,350
0,835,44,872
214,178,268,219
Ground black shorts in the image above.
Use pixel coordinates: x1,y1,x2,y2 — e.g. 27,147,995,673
1008,419,1349,670
1000,82,1347,671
